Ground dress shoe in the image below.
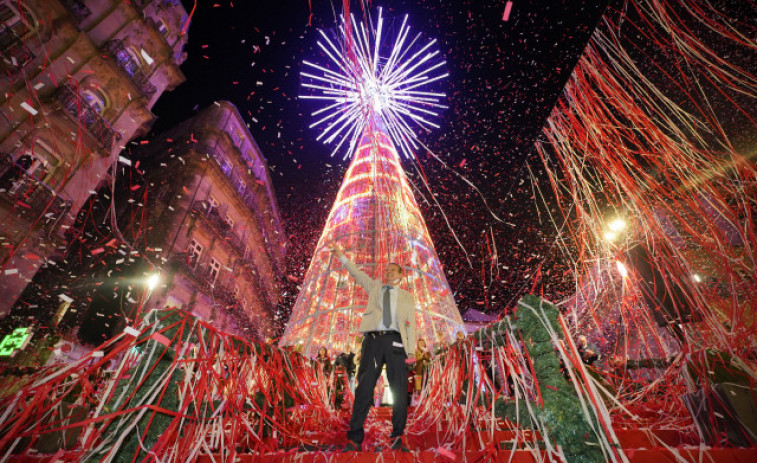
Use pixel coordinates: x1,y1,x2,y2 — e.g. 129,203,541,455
390,437,410,452
343,440,361,452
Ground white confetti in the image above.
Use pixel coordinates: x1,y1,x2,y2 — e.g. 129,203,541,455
124,326,141,337
140,49,154,65
20,102,38,115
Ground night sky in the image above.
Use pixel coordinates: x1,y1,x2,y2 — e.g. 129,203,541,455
148,0,612,328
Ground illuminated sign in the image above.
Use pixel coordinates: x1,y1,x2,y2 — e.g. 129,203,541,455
0,327,33,357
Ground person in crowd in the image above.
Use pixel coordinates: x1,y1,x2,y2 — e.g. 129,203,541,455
315,346,332,376
576,335,600,366
414,338,431,400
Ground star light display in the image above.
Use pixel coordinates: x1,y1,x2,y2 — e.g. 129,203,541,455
299,8,449,160
281,9,464,357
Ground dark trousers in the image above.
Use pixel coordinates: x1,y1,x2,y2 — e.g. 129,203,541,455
347,332,408,444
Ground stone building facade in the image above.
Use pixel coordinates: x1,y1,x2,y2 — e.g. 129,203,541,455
0,0,188,316
130,101,286,338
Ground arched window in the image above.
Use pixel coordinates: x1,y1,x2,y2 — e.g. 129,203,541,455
0,0,38,40
127,46,143,67
157,18,169,38
113,45,145,77
80,88,108,114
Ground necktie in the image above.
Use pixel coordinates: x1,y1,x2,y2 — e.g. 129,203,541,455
382,285,393,329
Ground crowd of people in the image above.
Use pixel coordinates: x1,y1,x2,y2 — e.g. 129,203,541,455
309,333,467,410
306,330,605,413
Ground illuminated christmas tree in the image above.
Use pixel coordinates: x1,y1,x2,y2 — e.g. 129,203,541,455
280,9,465,357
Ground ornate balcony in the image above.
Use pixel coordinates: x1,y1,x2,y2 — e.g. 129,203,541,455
0,27,35,76
104,39,157,101
55,83,120,149
192,200,232,236
191,200,274,308
201,145,283,274
174,254,238,306
0,154,72,230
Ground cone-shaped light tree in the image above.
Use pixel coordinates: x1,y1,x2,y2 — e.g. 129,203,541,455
280,9,465,357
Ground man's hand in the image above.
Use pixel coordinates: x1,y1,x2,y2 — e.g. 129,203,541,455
329,244,345,259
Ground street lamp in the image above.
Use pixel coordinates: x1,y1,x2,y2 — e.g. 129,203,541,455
143,272,161,308
146,273,160,291
603,217,629,244
608,218,627,232
615,260,629,278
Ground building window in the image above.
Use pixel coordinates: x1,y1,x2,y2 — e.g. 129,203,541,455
80,88,108,114
0,1,37,39
157,19,169,37
113,47,140,77
55,83,118,148
206,195,219,215
188,239,203,267
209,257,221,283
235,178,246,195
127,46,143,66
0,1,38,69
230,129,243,147
220,159,232,175
0,150,51,196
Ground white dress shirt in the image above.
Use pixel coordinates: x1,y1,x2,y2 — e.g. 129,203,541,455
339,255,399,332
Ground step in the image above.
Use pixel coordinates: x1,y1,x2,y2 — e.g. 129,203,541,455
7,442,756,462
280,429,698,452
196,449,547,462
194,447,757,462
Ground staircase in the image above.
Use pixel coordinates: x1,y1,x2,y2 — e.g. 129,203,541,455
191,406,757,462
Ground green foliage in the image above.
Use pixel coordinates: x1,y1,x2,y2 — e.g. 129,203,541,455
514,295,605,463
88,310,188,462
495,396,535,428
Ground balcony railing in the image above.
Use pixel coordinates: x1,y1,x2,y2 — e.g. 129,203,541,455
175,255,238,306
192,200,233,235
59,0,91,23
201,145,284,274
190,200,275,308
176,254,265,336
104,39,157,101
55,83,120,149
0,27,35,76
0,154,72,229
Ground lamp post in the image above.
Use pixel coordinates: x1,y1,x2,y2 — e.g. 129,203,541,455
145,272,160,302
131,272,161,323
